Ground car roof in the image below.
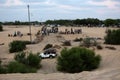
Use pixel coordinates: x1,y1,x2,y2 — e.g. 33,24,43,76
44,48,57,53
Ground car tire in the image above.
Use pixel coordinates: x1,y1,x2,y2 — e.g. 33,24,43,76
40,56,44,59
49,55,53,58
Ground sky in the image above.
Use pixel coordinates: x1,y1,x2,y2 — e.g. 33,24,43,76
0,0,120,22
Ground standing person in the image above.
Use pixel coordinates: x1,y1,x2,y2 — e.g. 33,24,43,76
14,31,17,37
65,29,68,34
71,28,74,34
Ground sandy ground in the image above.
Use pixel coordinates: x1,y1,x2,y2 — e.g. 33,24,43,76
0,25,120,80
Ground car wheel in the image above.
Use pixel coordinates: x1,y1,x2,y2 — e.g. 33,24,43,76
40,56,44,59
49,56,53,58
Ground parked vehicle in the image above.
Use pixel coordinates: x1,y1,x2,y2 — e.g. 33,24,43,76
39,48,57,59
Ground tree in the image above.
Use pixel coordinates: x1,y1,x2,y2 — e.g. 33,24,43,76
26,53,41,68
73,19,81,25
57,47,101,73
115,19,120,27
14,21,21,25
0,24,3,31
82,37,97,47
105,29,120,45
9,40,26,53
104,19,116,27
15,52,41,68
7,61,37,73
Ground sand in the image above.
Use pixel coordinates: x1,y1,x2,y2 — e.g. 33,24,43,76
0,25,120,80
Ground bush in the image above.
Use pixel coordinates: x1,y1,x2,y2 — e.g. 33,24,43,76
73,38,83,42
0,66,7,74
62,41,71,46
0,60,1,64
27,33,31,35
0,24,3,31
15,52,41,68
7,61,37,73
57,47,101,73
105,29,120,45
43,44,53,50
26,53,41,68
82,37,97,47
0,52,41,74
9,40,26,53
22,41,31,45
105,46,116,50
97,45,103,50
0,60,7,74
14,52,26,64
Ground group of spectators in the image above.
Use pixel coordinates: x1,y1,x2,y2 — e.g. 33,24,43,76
41,26,59,36
8,31,23,37
60,28,82,34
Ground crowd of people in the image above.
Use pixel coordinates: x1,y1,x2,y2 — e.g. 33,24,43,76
8,31,23,37
39,27,82,36
59,28,82,34
40,26,59,36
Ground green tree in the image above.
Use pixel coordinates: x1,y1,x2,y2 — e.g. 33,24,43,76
15,52,41,68
0,60,7,74
105,29,120,45
57,47,101,73
82,37,97,47
9,40,26,53
73,19,81,25
14,52,26,64
7,61,37,73
104,19,116,27
26,53,41,68
0,24,3,31
14,21,21,25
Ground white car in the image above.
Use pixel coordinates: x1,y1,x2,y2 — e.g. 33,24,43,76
39,51,57,59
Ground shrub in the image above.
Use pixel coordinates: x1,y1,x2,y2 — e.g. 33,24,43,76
82,38,91,47
62,41,71,46
105,29,120,45
53,45,61,49
73,38,83,42
0,60,1,64
0,60,7,74
26,53,41,68
7,61,37,73
105,46,116,50
9,40,26,53
57,47,101,73
14,52,26,64
27,33,31,35
43,44,53,50
0,52,41,74
97,45,103,50
0,66,7,74
22,41,31,45
15,52,41,68
0,24,3,31
82,37,97,47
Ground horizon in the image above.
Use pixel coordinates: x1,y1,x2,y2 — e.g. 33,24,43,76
0,0,120,22
0,18,120,23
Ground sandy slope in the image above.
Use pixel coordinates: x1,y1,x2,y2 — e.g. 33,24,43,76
0,25,120,80
0,68,120,80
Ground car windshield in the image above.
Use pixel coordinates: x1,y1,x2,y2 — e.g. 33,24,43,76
44,49,56,54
